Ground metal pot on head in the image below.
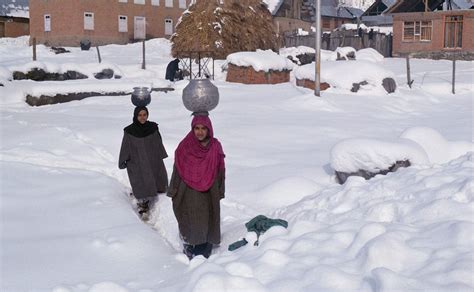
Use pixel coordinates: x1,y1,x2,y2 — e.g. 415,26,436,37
131,87,151,107
182,79,219,115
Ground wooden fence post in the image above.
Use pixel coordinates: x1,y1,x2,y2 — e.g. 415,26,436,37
96,46,102,63
142,40,146,70
452,54,456,94
406,55,413,88
32,37,37,61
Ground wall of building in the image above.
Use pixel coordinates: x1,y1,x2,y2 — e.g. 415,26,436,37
392,10,474,58
0,17,29,37
29,0,189,46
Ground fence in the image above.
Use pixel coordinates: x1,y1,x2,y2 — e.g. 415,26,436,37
283,29,393,57
176,51,215,80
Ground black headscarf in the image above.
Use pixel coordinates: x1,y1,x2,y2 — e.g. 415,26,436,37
124,106,158,138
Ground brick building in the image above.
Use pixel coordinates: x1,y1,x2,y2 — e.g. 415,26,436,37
0,0,29,38
29,0,191,47
387,0,474,59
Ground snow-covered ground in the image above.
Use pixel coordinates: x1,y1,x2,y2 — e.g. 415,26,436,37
1,37,473,291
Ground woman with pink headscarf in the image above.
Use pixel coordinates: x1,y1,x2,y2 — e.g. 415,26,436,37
167,114,225,259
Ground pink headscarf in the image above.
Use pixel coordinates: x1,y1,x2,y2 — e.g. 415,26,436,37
174,115,225,192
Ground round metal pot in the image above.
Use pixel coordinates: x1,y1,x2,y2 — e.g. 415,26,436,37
182,79,219,113
131,87,151,107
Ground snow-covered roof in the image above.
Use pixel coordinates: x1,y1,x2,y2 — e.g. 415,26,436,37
452,0,474,9
262,0,284,15
381,0,397,8
264,0,361,19
0,0,29,18
387,0,474,13
361,14,393,26
344,6,365,18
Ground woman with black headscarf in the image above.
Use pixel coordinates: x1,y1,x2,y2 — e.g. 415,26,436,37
119,106,168,219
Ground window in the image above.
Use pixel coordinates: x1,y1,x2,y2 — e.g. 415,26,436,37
118,15,127,32
444,15,463,48
165,0,173,7
44,14,51,32
179,0,187,8
134,0,145,4
84,12,94,30
420,21,432,41
165,18,173,35
152,0,160,6
403,20,432,42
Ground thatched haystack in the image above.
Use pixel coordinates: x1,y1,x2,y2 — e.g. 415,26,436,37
171,0,278,60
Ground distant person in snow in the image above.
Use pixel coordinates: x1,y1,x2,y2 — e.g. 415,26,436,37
167,114,226,260
119,106,168,219
165,58,183,81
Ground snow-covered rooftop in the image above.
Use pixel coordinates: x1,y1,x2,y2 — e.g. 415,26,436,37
0,0,29,18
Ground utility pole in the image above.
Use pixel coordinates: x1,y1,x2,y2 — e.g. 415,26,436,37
314,0,321,97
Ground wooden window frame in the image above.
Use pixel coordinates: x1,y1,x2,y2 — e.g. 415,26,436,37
444,15,463,49
403,20,432,42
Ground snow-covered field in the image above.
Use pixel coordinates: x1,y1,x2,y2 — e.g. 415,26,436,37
1,37,473,292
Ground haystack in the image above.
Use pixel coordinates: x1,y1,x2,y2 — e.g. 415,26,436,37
171,0,278,60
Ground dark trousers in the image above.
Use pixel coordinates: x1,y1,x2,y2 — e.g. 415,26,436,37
183,242,213,259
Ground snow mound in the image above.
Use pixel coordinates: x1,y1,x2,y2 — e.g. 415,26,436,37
9,61,124,79
280,46,337,62
19,79,168,97
335,47,356,60
400,127,474,164
189,153,474,291
0,66,11,83
330,127,474,173
330,138,430,173
227,50,294,72
0,35,30,47
280,46,315,57
356,48,384,62
294,60,396,91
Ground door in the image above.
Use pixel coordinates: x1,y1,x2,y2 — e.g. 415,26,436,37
134,16,146,40
165,19,173,36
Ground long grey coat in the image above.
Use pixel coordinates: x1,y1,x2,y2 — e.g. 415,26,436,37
119,130,168,199
168,166,225,245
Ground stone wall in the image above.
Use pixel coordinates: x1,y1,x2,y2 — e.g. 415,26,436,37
296,78,330,91
226,64,290,85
